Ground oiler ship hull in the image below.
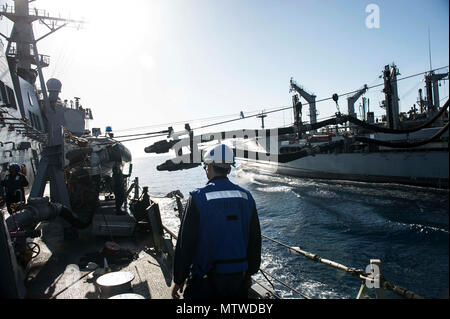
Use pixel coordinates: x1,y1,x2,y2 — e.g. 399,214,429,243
239,150,449,188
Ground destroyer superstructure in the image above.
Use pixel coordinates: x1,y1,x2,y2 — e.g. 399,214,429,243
0,0,135,298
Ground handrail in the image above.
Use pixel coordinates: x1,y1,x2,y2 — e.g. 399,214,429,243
158,201,423,299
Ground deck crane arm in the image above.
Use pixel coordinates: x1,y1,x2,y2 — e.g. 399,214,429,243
347,84,368,117
290,78,316,103
289,78,318,129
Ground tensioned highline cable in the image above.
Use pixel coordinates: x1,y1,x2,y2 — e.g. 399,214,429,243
112,110,262,139
93,134,167,145
400,80,422,100
113,110,262,133
191,65,449,131
111,65,449,139
113,132,169,143
112,129,169,139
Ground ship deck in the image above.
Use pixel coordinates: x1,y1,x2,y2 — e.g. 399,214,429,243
20,199,175,299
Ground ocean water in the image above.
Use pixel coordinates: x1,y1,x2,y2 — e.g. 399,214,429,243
131,155,449,299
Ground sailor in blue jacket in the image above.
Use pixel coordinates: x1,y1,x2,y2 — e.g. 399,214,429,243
172,144,261,299
0,163,29,214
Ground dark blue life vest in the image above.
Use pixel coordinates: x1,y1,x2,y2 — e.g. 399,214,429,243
1,173,28,202
190,177,255,276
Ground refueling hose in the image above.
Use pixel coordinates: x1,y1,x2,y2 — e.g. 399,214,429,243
302,99,449,135
6,199,93,231
354,122,449,148
346,99,449,134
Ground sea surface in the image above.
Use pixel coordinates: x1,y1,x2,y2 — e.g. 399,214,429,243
131,155,449,299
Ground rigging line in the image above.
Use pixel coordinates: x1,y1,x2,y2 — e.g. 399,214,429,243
193,114,262,130
110,65,450,136
51,41,69,79
58,47,77,79
368,74,382,88
252,278,281,299
399,81,422,100
258,268,277,292
112,129,169,139
193,65,449,131
259,268,311,299
114,110,262,134
50,42,66,78
115,66,449,135
52,31,78,79
111,132,169,143
113,117,233,133
56,35,79,78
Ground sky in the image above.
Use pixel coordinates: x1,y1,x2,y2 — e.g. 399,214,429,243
0,0,449,157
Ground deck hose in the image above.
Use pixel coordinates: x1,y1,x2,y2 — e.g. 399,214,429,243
6,197,92,231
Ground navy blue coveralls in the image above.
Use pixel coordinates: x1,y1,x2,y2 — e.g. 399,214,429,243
112,165,126,211
1,172,29,214
173,176,261,299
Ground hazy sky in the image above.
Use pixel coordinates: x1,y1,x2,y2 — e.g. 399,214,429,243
1,0,449,157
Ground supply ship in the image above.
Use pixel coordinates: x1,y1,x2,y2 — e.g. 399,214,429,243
239,71,449,188
147,66,449,189
0,0,438,300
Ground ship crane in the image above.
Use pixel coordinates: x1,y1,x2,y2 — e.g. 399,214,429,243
424,71,448,117
347,84,368,130
290,78,317,132
347,84,368,119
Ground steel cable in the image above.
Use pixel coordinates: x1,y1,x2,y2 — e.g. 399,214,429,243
107,65,449,135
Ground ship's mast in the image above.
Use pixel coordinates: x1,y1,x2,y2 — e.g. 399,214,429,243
0,0,83,208
0,0,83,97
382,64,400,129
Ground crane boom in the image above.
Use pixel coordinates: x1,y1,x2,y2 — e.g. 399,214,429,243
347,84,368,118
290,78,317,129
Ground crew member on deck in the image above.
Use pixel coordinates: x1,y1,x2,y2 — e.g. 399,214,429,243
112,162,126,215
172,144,261,299
0,163,29,214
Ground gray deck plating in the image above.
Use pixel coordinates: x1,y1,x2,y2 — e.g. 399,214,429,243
23,200,174,299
